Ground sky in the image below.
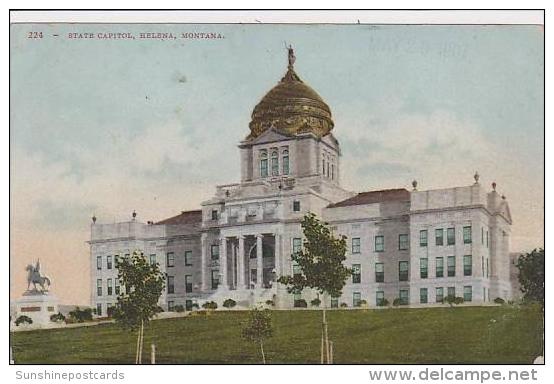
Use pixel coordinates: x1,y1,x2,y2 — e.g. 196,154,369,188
10,23,544,304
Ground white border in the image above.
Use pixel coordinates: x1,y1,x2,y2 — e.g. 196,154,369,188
9,10,544,25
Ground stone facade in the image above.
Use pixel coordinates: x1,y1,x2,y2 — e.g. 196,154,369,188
89,53,514,314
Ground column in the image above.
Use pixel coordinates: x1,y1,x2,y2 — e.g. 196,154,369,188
231,241,237,289
238,236,245,289
274,233,281,279
200,233,208,291
219,236,228,290
256,234,263,288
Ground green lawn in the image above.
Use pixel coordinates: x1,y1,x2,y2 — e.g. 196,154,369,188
11,305,543,364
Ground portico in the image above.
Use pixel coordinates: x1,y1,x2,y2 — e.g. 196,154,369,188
201,231,283,292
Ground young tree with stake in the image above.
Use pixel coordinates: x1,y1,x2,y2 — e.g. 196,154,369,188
278,213,351,364
113,251,165,364
241,308,273,364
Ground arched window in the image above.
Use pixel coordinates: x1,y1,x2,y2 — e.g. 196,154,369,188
260,151,268,178
271,150,279,176
282,149,289,175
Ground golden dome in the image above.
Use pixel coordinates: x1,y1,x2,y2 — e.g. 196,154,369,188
248,50,334,139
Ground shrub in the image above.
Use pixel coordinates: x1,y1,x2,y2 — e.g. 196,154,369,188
191,303,200,310
202,301,218,310
265,299,275,307
223,299,237,309
15,315,33,326
392,298,402,307
494,297,505,305
377,298,389,307
310,298,321,307
68,307,93,323
340,302,348,308
294,299,307,308
106,306,115,318
359,299,368,307
174,305,185,313
454,297,464,305
50,312,65,322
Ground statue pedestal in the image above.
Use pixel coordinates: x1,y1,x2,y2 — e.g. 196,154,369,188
12,291,59,329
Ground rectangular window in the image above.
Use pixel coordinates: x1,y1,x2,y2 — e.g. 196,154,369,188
399,234,409,250
149,254,156,266
168,301,175,311
96,279,102,296
211,210,218,221
481,227,484,244
293,200,301,212
330,297,339,308
436,287,444,303
420,230,428,247
463,226,472,244
211,270,219,290
420,258,428,279
211,245,219,260
292,238,302,254
420,288,428,304
463,255,472,276
107,255,112,270
352,237,361,254
352,264,361,284
185,275,193,293
166,252,175,267
399,289,409,305
447,256,456,277
282,150,289,175
375,263,384,282
96,256,102,270
486,231,489,248
482,255,485,276
96,303,102,317
464,286,472,302
399,261,409,282
271,150,279,176
447,286,455,298
375,235,384,252
292,264,302,278
107,278,113,296
436,257,444,278
353,292,362,307
115,278,120,295
167,276,175,294
184,251,192,266
447,228,455,245
435,228,444,246
376,290,385,306
486,258,489,277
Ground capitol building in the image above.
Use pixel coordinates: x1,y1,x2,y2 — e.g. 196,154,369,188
89,50,514,315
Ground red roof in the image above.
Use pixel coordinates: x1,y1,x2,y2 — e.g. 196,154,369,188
157,210,202,225
328,189,410,208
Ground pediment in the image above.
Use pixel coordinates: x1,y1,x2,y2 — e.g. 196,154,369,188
243,127,295,146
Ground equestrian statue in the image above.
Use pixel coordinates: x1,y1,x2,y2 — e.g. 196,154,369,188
25,260,51,293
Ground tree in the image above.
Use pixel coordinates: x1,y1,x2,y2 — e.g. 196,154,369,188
241,308,273,364
15,315,33,326
223,298,237,309
516,248,544,307
277,212,351,364
113,250,165,364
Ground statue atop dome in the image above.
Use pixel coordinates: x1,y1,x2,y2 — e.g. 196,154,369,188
287,44,296,68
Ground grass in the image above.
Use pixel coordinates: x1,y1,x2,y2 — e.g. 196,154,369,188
11,305,543,364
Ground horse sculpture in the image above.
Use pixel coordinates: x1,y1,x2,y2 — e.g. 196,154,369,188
25,260,51,293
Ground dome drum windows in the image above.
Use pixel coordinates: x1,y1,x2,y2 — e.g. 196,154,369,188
259,146,291,178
